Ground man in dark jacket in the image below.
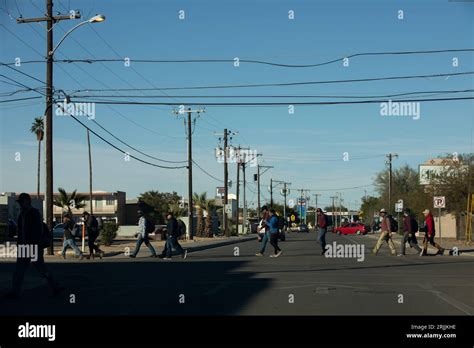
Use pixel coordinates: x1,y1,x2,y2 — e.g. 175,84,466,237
316,208,329,255
4,193,61,299
160,212,187,260
82,211,104,259
399,208,422,256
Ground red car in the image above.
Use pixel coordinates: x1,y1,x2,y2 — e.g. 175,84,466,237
333,222,370,235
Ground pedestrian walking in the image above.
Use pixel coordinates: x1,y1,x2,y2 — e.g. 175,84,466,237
268,208,282,258
420,209,445,256
61,214,84,260
4,193,62,299
159,212,187,260
398,208,422,256
316,208,329,255
372,208,397,256
129,210,157,258
255,206,270,256
82,211,104,259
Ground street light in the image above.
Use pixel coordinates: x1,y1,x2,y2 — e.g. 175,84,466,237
51,14,106,55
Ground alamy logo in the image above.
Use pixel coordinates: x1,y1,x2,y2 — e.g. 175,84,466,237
0,242,38,261
324,242,365,262
18,322,56,341
55,100,95,119
380,100,420,120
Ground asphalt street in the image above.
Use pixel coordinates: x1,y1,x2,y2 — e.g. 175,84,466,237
1,231,473,316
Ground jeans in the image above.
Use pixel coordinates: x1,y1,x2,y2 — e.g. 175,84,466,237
61,238,83,257
401,232,422,254
318,227,327,251
269,232,281,254
162,236,184,257
132,235,156,257
12,248,58,295
259,231,270,254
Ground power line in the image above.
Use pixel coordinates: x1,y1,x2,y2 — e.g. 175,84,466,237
68,95,474,107
192,159,223,183
61,71,474,93
0,95,42,103
6,48,473,68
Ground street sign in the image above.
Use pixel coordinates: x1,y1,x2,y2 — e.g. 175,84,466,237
288,199,295,208
216,187,225,198
395,199,403,213
433,196,446,209
225,204,232,214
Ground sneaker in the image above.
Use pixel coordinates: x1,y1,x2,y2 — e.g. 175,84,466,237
275,251,282,257
163,257,172,260
321,248,328,255
437,248,445,256
269,254,276,258
129,255,136,258
79,254,84,260
150,254,157,258
61,254,66,260
182,250,188,259
255,253,263,256
397,254,405,257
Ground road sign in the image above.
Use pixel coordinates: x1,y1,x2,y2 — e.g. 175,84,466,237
395,199,403,213
288,199,295,208
433,196,446,209
225,204,232,214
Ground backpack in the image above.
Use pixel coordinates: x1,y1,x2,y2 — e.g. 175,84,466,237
387,215,398,232
410,217,418,233
145,218,155,234
176,219,186,237
40,222,52,249
277,215,285,230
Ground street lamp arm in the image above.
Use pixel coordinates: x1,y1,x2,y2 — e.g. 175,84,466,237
51,20,89,56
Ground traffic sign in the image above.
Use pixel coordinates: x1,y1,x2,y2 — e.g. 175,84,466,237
288,199,295,208
433,196,446,209
395,199,403,213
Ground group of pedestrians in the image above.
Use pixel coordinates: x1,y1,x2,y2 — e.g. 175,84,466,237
129,210,187,260
255,206,283,257
373,207,445,256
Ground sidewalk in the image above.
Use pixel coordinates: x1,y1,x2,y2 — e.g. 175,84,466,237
45,234,256,260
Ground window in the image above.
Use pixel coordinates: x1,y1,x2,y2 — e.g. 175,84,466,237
106,199,115,206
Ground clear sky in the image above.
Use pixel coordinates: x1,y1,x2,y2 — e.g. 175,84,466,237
1,0,473,211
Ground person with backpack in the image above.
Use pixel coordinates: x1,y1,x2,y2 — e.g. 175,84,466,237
316,208,329,255
61,214,85,260
82,211,104,260
420,209,445,256
255,206,271,256
129,210,157,258
398,208,422,256
159,212,187,260
372,208,397,256
4,193,62,299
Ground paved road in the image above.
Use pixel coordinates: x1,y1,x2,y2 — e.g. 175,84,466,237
1,231,473,315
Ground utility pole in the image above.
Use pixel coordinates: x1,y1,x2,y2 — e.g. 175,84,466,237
386,153,398,212
87,130,93,215
236,161,240,235
223,129,229,236
330,196,337,227
256,164,272,217
17,3,82,255
242,156,247,234
313,193,321,227
270,178,273,207
174,107,205,240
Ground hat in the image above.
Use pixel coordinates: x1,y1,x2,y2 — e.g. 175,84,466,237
423,209,430,214
379,208,387,213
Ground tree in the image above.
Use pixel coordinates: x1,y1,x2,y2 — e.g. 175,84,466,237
53,188,86,219
138,190,182,224
168,203,186,218
193,192,207,237
30,117,44,199
204,197,216,237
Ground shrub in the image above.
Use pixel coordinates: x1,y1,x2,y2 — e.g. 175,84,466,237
100,221,118,246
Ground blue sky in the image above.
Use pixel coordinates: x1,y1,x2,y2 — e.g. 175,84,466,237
1,0,473,211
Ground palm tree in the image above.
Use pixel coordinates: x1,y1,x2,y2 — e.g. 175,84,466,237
193,192,207,237
204,198,216,237
30,117,44,199
168,203,186,218
53,187,86,220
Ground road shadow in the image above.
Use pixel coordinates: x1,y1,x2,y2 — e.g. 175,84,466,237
0,259,270,316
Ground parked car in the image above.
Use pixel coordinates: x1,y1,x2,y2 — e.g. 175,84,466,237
297,223,309,233
52,223,83,240
333,222,370,235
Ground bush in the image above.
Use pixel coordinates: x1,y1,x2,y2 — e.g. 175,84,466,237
100,221,118,246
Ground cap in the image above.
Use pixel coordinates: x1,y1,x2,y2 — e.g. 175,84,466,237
423,209,430,214
379,208,387,213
